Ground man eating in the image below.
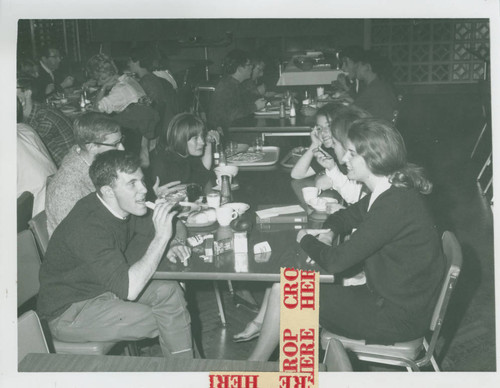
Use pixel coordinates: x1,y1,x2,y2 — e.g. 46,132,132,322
37,150,193,359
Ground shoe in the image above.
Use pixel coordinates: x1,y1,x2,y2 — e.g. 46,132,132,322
233,320,262,343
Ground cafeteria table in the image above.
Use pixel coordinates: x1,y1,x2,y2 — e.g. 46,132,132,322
228,114,316,142
277,60,344,87
19,353,327,372
154,172,335,284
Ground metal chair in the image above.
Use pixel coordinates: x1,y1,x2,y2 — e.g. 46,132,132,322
193,84,216,122
28,210,50,259
17,229,126,356
17,191,34,232
18,310,50,364
320,231,463,371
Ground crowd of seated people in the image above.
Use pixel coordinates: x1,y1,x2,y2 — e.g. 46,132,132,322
16,42,443,368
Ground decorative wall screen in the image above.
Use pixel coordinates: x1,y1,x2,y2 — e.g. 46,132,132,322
370,19,490,84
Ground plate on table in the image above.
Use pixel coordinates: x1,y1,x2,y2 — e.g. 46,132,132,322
227,151,265,164
183,208,218,228
225,143,249,157
306,197,341,213
227,146,280,167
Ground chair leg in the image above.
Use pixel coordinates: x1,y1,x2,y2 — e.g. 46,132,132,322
213,282,226,326
430,355,440,371
227,280,234,295
471,122,488,159
484,177,493,196
477,153,492,181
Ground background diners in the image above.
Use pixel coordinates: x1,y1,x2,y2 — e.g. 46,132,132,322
16,18,493,372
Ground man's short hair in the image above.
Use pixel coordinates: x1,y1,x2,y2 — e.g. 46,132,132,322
89,150,141,192
39,45,61,59
73,113,121,149
129,47,157,72
222,49,250,75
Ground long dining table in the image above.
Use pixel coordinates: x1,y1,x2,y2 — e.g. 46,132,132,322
153,172,335,284
228,114,316,142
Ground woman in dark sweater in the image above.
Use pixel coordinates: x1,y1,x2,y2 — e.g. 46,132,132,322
246,118,446,361
149,113,219,190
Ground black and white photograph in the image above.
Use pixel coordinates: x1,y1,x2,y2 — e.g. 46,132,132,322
1,0,499,387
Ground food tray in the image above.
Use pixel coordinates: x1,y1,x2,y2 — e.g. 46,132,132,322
227,146,280,167
280,147,307,168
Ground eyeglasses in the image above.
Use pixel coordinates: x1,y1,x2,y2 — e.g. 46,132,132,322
88,135,125,147
48,55,63,59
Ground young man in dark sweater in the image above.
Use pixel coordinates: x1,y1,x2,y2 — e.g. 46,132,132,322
37,150,194,359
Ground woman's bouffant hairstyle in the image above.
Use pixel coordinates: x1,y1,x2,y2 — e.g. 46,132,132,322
87,53,118,79
317,103,372,145
161,113,205,156
348,118,432,194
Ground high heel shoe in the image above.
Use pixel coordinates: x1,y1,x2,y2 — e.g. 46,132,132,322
233,320,262,343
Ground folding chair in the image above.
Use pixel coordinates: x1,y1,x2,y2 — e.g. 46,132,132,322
320,231,463,371
17,191,34,232
28,210,50,258
17,229,134,356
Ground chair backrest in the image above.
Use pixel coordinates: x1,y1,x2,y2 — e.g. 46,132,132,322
28,210,49,257
17,230,42,307
193,84,216,122
430,231,463,331
17,191,34,232
18,310,50,364
417,231,462,367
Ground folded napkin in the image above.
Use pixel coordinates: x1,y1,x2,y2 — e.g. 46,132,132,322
255,205,305,219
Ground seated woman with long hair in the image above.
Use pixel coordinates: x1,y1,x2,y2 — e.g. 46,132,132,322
245,118,446,361
311,104,371,205
149,112,219,190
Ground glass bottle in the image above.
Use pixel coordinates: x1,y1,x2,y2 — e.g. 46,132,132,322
289,99,296,118
213,142,221,167
220,175,232,205
219,145,227,166
279,101,286,118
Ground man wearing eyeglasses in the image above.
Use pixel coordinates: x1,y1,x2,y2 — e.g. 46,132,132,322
37,46,74,99
45,113,126,237
45,112,180,237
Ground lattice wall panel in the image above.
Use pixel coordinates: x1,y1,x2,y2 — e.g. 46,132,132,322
371,19,490,84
